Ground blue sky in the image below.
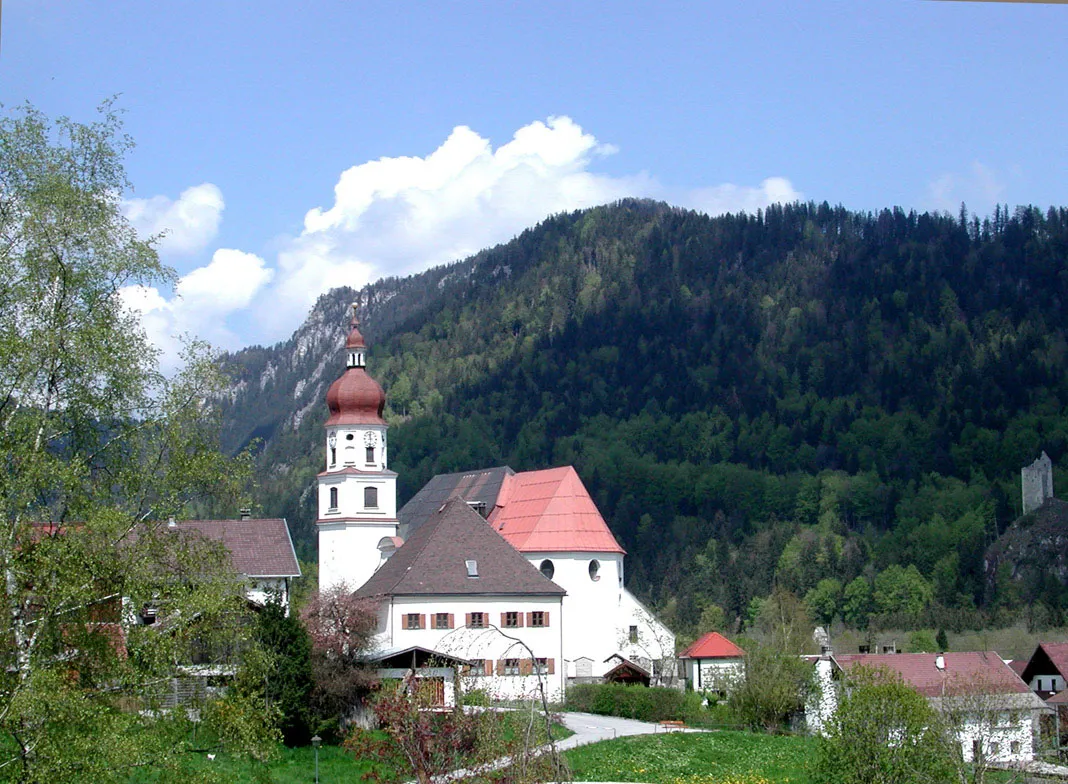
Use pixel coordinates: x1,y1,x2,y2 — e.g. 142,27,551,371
2,1,1065,368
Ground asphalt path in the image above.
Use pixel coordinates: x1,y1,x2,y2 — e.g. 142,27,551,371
556,711,704,750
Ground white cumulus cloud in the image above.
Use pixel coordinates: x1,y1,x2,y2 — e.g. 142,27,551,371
122,117,805,362
926,162,1008,216
123,183,224,256
122,248,273,373
687,176,802,216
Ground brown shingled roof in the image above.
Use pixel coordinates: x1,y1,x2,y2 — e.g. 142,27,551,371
173,518,301,578
355,497,566,598
835,652,1029,698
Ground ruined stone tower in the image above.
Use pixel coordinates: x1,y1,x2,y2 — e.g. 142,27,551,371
1022,451,1054,515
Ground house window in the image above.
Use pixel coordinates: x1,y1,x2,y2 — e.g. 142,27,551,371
434,613,452,630
404,613,422,630
365,486,378,509
330,447,336,466
589,559,600,581
539,559,555,580
467,659,486,676
329,487,338,510
989,742,1000,757
366,446,375,463
629,625,639,643
535,657,548,674
468,612,485,628
529,611,547,628
1010,741,1021,755
503,658,521,676
503,611,520,628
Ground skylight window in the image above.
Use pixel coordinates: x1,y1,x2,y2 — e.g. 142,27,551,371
466,559,479,578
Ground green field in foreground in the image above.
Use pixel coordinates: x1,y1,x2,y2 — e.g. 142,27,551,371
564,730,817,784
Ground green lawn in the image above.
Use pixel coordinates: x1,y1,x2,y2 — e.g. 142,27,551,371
564,730,817,784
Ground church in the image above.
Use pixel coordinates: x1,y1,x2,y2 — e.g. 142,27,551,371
317,308,675,700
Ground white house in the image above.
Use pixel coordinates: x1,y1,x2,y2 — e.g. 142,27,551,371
813,651,1048,764
679,631,745,696
317,307,675,699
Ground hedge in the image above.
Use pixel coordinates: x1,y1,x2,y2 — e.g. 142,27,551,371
565,683,705,724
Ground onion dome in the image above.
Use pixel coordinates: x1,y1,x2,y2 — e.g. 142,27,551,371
325,304,386,426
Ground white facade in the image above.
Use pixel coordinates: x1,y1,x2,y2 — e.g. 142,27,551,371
373,594,566,701
684,657,744,694
318,420,398,593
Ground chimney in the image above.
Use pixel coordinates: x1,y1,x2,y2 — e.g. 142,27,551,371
239,507,252,521
935,654,945,671
167,516,176,529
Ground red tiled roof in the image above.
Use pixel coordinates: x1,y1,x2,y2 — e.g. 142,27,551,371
835,652,1029,698
679,632,746,660
174,518,301,578
1039,643,1068,678
1047,690,1068,706
1008,660,1028,677
489,466,625,554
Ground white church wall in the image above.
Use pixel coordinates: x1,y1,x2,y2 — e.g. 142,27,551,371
618,588,677,683
523,552,626,677
317,473,398,520
384,595,566,701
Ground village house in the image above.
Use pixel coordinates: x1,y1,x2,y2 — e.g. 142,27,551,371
811,651,1048,764
1018,642,1068,701
317,307,675,701
679,631,745,696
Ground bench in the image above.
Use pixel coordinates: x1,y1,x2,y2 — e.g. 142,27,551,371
658,720,686,732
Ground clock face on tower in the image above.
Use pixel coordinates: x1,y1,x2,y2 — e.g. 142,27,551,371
364,431,377,447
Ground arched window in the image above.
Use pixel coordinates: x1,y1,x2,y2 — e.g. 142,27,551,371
539,559,555,580
588,559,600,582
329,487,338,510
364,486,378,509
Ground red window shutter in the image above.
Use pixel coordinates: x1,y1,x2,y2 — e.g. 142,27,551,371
448,614,454,629
520,659,533,676
500,613,506,628
548,658,555,675
517,612,524,628
465,613,471,627
401,614,409,630
419,614,426,629
544,612,550,627
496,659,505,676
484,659,493,676
526,612,533,627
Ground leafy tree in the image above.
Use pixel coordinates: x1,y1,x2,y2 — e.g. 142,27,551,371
697,602,726,633
815,665,954,784
300,583,378,736
875,564,934,616
0,102,270,781
842,576,874,629
804,578,843,625
906,630,939,653
253,600,314,745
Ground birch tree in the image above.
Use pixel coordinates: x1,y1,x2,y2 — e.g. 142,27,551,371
0,102,270,782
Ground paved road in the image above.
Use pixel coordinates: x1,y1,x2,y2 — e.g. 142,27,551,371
556,711,703,750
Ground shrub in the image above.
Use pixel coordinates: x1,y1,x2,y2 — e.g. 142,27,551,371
565,683,703,724
461,688,491,707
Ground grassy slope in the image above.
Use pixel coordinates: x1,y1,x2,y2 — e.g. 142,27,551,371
565,731,816,784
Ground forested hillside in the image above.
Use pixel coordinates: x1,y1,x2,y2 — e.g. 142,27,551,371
219,199,1068,636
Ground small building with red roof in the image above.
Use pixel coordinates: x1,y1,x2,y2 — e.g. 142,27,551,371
679,632,746,694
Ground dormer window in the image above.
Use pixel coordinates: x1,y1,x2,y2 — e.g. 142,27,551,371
466,560,479,578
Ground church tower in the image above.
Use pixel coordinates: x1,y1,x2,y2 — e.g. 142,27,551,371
317,305,399,593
